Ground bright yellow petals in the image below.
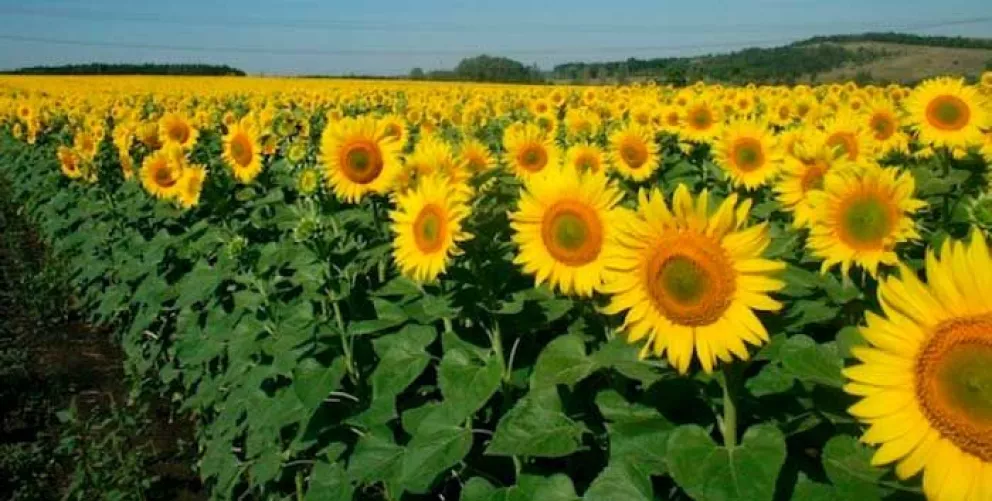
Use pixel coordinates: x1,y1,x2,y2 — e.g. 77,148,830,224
608,124,660,182
177,165,207,209
320,116,402,203
222,123,264,184
845,231,992,501
503,123,560,179
140,144,185,200
510,164,626,297
807,166,925,277
603,185,785,374
57,146,83,180
390,174,472,283
680,97,723,143
776,130,852,228
712,120,782,190
459,138,495,176
906,77,990,150
564,143,606,174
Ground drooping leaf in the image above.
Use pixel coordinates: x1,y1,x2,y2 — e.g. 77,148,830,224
438,345,502,421
486,389,586,458
400,424,473,494
822,435,892,501
779,335,844,388
293,356,347,411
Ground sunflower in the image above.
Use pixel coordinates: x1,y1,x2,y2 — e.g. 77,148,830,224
380,113,409,148
565,143,606,174
320,116,402,203
906,77,989,150
807,166,925,277
864,98,910,156
158,112,199,150
140,145,184,200
564,108,602,141
222,122,264,184
390,174,473,283
298,168,320,195
608,124,660,182
603,185,785,374
510,164,626,297
57,146,83,179
176,165,206,209
680,97,723,143
458,138,495,176
844,230,992,501
503,123,560,179
406,135,464,183
712,120,782,190
820,111,876,164
776,130,852,228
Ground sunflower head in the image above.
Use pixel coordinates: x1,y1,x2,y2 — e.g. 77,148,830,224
223,122,264,184
906,77,989,150
503,123,560,180
140,144,185,200
807,166,926,277
712,120,782,190
608,124,660,182
57,145,83,179
603,185,785,374
458,138,495,176
177,165,207,209
320,117,402,203
681,98,723,142
158,112,199,150
390,174,473,283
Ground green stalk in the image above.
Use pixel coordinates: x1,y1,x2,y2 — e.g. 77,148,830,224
720,364,738,449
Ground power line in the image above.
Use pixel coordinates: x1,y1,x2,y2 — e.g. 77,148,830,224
1,5,990,34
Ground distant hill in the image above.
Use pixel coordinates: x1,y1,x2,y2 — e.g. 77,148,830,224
3,63,246,76
549,32,992,85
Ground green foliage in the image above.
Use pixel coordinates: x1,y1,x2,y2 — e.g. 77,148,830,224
4,63,246,76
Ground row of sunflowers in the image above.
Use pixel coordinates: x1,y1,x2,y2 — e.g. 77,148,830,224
1,73,992,500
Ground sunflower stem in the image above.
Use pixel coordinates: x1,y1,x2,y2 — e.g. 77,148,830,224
720,364,739,450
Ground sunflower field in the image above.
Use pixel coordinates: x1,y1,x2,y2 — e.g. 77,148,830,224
2,74,992,501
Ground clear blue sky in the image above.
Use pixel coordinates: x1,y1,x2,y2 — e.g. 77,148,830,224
0,0,989,75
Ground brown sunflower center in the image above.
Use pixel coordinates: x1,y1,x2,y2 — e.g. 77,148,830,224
167,121,190,144
517,143,549,173
730,137,765,172
229,134,254,167
827,132,859,161
837,194,894,249
153,162,178,188
916,314,992,461
925,95,971,131
645,233,736,327
799,160,829,193
340,140,384,184
540,200,603,267
575,152,601,173
619,138,649,169
870,113,896,140
385,123,403,139
412,204,447,253
688,106,713,130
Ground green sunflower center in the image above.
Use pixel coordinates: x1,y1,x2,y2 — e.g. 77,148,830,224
348,149,370,171
551,212,588,251
413,204,446,253
731,138,764,172
518,144,548,172
926,95,970,131
936,345,992,424
841,196,891,245
340,141,384,184
658,256,710,305
540,201,603,267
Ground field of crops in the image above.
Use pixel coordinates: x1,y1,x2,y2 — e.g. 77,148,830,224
2,74,992,501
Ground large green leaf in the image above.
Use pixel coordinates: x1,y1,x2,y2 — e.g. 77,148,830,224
822,435,891,501
305,461,353,501
595,390,672,475
486,389,586,458
666,424,787,501
590,337,664,385
438,344,502,422
293,356,347,411
400,424,473,494
779,335,844,388
583,460,653,501
346,433,404,494
531,334,596,390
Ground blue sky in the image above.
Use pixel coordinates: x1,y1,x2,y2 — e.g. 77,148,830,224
0,0,989,75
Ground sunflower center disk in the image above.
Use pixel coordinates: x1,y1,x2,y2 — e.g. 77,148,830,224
731,138,764,172
518,144,547,172
154,164,177,188
413,204,446,253
620,141,647,169
541,202,603,267
646,235,735,327
690,109,712,129
827,132,858,161
231,136,253,166
871,115,895,140
169,123,189,143
800,162,828,192
917,315,992,461
341,141,384,184
926,95,970,131
840,196,892,248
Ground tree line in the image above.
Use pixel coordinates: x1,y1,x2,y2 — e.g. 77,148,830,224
3,63,246,76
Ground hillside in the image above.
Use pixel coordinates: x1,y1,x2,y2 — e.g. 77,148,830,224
548,32,992,85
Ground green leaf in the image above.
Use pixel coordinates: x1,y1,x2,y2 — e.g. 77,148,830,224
462,475,580,501
583,460,653,501
786,300,840,329
835,327,866,359
438,346,502,422
403,294,458,324
792,474,840,501
531,334,596,390
822,435,891,501
305,461,353,501
293,356,347,411
780,335,844,388
666,424,787,501
486,389,585,458
375,276,424,298
400,425,473,494
591,338,664,385
595,390,672,475
347,433,405,494
746,363,795,397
